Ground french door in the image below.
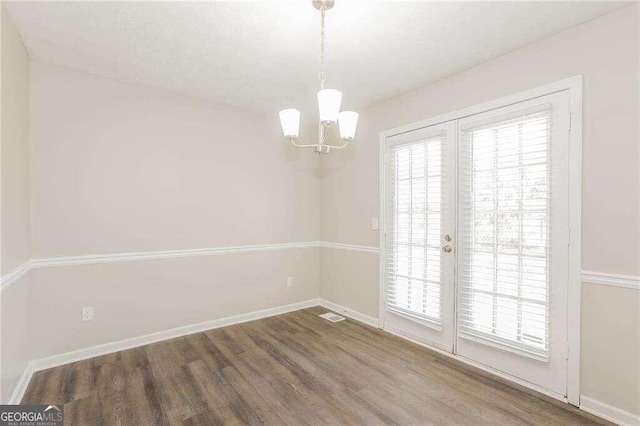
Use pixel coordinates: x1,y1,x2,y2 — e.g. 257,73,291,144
382,121,457,352
382,90,571,397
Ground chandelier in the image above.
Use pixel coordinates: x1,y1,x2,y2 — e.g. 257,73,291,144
278,0,358,154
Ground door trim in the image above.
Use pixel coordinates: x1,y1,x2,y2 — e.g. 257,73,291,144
379,75,583,406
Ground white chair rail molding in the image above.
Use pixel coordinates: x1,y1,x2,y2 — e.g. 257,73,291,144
1,1,638,425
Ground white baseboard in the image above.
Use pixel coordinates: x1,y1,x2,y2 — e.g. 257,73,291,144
7,363,35,405
9,297,638,426
7,298,321,404
580,395,640,426
318,299,381,328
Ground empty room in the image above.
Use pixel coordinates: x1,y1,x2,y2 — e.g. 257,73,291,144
1,0,638,425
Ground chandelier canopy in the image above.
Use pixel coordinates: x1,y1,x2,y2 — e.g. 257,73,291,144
278,0,358,154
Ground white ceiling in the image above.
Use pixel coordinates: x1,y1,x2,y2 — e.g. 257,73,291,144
6,1,627,120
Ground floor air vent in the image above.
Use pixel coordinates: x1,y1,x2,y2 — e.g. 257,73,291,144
319,312,346,322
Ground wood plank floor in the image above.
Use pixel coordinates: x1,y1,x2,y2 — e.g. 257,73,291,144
22,307,606,425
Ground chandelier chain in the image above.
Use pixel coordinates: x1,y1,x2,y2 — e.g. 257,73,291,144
319,7,326,89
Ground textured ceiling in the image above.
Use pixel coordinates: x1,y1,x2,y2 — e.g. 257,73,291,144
6,1,628,120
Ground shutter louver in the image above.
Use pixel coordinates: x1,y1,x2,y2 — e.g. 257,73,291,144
458,107,553,360
386,133,446,326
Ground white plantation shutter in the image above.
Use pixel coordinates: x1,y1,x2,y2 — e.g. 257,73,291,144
386,133,447,326
458,106,553,360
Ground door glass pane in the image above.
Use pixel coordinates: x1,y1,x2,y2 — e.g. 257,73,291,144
386,135,444,324
459,110,551,356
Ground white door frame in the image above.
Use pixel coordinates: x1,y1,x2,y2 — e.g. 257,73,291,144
378,75,583,406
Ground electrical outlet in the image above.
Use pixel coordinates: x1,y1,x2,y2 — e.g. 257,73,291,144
372,218,379,230
82,307,94,321
287,277,293,288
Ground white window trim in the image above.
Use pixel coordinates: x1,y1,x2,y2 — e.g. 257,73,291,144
379,75,582,406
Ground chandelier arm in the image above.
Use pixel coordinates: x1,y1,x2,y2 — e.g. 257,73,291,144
321,139,349,150
288,138,318,149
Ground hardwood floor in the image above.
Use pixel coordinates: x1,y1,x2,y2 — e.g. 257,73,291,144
22,307,606,425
